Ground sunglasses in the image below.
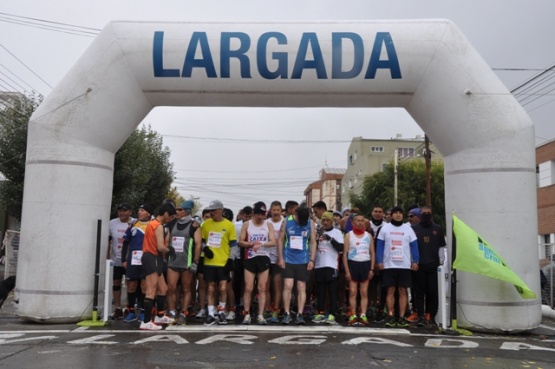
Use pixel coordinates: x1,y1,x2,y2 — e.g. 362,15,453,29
176,208,184,211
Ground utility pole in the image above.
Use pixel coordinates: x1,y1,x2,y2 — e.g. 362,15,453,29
394,148,398,206
424,134,431,206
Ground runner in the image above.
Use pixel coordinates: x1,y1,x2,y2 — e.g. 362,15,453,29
343,213,375,326
312,211,344,325
121,203,152,323
376,206,419,328
140,203,176,331
238,201,276,325
201,200,238,326
166,200,201,325
277,205,317,325
265,201,284,323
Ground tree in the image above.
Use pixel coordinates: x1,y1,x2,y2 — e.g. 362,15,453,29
0,97,174,220
111,124,174,217
349,159,446,229
0,93,41,220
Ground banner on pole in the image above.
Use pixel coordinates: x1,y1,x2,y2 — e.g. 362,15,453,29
452,215,536,299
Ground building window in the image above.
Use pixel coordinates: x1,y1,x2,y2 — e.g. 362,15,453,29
398,147,416,158
538,160,555,188
371,146,384,152
349,155,353,165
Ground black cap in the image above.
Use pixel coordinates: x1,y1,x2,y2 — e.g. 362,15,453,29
139,203,154,215
253,201,267,215
391,206,404,214
117,203,132,211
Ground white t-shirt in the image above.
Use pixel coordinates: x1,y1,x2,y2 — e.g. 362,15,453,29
315,228,343,269
377,222,417,269
109,217,134,267
230,220,243,260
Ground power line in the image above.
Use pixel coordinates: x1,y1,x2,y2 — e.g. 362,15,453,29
163,134,353,144
0,12,100,37
175,159,345,173
0,44,53,89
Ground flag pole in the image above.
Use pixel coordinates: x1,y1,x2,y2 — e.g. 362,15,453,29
450,220,458,330
449,214,473,336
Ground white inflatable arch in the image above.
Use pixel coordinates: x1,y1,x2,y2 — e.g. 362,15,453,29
18,20,540,331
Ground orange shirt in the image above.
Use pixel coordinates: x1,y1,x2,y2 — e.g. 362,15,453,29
142,219,161,255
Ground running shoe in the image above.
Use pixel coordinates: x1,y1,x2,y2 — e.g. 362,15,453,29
373,311,385,323
187,306,197,318
312,314,326,323
196,309,206,319
204,315,216,326
154,315,175,325
217,311,227,325
257,315,267,325
242,313,251,325
138,311,144,323
325,314,337,325
348,314,358,326
295,314,305,325
123,311,137,323
406,312,419,323
177,313,187,326
384,316,397,328
226,310,236,321
268,310,280,324
281,313,292,325
359,315,369,326
397,317,409,328
417,316,426,327
111,308,123,320
140,321,162,331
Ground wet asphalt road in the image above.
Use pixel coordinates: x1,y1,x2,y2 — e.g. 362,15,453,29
1,308,555,369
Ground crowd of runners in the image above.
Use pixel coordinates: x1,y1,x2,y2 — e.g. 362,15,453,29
108,198,446,331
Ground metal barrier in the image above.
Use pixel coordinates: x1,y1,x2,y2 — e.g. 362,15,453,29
539,243,554,308
2,230,19,279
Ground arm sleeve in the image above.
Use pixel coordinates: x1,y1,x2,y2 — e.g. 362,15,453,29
330,238,344,252
410,239,419,263
121,240,129,264
376,239,385,264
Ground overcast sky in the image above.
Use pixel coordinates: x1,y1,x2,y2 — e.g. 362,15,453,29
1,0,554,215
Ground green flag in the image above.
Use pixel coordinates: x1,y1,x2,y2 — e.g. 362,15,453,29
452,215,536,300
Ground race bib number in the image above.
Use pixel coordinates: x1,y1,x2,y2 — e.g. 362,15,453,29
290,236,303,250
208,232,222,248
391,240,404,261
172,236,185,253
131,250,143,265
356,241,369,255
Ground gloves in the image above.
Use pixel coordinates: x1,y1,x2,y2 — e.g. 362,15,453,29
203,246,214,259
189,261,198,273
322,234,331,241
167,245,176,261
